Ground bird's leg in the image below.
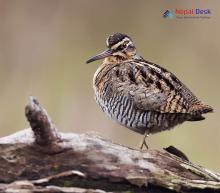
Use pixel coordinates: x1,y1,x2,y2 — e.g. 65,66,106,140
140,130,149,150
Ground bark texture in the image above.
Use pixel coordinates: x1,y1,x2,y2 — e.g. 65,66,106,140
0,96,219,193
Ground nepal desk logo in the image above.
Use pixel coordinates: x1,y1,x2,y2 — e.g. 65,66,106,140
163,10,173,19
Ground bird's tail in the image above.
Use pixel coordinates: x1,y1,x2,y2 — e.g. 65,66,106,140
187,102,213,122
189,102,213,114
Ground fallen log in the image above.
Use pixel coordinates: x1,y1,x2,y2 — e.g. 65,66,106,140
0,96,219,193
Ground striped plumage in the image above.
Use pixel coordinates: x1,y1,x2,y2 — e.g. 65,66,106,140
87,33,213,146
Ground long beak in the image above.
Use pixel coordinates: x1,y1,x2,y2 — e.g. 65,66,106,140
86,49,112,64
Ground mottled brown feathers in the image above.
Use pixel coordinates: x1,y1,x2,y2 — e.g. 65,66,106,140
90,33,213,135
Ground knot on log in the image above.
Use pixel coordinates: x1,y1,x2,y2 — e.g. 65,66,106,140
25,96,69,154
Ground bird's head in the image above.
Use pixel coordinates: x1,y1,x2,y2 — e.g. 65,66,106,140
86,33,140,64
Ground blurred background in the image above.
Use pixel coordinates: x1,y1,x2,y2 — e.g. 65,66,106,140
0,0,219,171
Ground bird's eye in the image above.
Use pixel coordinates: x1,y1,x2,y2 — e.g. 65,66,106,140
122,42,128,49
118,44,126,50
117,41,130,50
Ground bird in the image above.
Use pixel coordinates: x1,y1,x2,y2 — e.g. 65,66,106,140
86,33,213,149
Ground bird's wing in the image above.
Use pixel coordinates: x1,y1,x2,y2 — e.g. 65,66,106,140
112,61,192,113
132,86,188,113
116,81,185,113
127,84,169,111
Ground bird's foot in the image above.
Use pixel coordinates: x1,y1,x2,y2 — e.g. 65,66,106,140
139,132,149,150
